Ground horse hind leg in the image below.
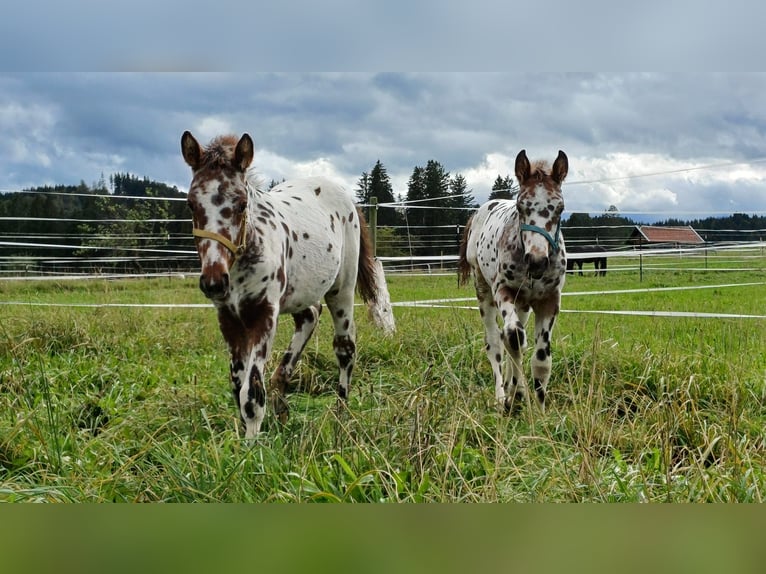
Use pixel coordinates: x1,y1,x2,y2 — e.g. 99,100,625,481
325,289,357,402
269,305,322,423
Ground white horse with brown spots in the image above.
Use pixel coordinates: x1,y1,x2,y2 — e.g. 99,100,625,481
181,131,395,438
458,150,568,413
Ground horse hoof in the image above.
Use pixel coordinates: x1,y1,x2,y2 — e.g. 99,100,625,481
272,395,289,424
503,393,524,416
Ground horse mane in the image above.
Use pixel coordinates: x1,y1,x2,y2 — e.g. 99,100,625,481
200,135,240,168
529,160,552,182
200,134,264,192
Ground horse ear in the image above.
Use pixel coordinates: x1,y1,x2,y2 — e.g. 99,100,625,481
552,150,568,184
515,150,530,183
234,133,254,171
181,131,201,169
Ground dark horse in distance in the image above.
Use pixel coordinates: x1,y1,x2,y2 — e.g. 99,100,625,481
566,245,607,276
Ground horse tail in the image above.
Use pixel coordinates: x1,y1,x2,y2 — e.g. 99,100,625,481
356,207,396,335
457,215,474,286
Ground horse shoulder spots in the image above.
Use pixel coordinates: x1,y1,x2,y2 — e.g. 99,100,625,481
315,187,321,195
302,232,310,240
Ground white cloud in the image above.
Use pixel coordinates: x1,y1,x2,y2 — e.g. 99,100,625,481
195,116,234,143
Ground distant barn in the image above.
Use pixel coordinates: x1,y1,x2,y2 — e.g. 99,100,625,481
628,225,705,248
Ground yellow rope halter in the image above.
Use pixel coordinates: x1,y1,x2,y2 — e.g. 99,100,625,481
192,209,248,263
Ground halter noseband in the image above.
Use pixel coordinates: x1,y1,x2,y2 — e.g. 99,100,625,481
192,209,248,263
520,221,562,253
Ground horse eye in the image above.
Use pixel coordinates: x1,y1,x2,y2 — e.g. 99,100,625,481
237,201,247,214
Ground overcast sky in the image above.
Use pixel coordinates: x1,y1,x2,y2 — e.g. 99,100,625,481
2,73,766,219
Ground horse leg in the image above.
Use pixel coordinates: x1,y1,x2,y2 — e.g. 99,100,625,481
325,290,357,401
504,305,530,412
473,274,505,406
495,286,530,413
269,305,322,423
600,257,607,276
531,299,559,411
577,261,583,276
220,301,279,439
217,307,268,438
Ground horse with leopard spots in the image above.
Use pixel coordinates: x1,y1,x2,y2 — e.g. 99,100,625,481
182,131,395,438
458,149,568,413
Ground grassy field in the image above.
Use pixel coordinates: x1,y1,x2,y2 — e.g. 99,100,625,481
0,251,764,502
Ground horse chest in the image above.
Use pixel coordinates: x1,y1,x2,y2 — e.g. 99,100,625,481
491,256,565,305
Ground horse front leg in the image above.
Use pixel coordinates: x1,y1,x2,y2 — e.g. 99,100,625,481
220,301,279,439
531,298,560,411
269,304,322,423
474,275,505,406
497,292,530,413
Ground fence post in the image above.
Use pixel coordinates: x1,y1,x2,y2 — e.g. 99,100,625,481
369,196,378,257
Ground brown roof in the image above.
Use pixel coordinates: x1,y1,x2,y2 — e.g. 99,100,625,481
632,225,705,244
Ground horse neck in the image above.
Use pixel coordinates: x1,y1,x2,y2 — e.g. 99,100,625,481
508,208,525,251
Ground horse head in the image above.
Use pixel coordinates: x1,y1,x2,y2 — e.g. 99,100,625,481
181,131,253,300
514,149,568,280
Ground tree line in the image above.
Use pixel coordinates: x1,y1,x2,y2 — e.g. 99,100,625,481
1,165,765,272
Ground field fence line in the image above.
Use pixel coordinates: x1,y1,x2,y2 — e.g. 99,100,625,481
1,281,764,320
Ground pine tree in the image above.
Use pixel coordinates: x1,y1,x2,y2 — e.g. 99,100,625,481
404,160,452,255
368,160,401,227
488,174,517,201
448,173,477,226
355,171,370,204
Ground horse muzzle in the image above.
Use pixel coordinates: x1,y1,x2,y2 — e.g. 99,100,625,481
199,270,230,300
524,253,550,280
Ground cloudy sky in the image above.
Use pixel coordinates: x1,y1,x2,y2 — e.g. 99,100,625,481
2,73,766,219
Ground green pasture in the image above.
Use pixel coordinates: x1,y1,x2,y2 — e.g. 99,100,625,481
0,250,764,502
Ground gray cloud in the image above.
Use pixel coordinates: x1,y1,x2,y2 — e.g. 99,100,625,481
1,73,766,217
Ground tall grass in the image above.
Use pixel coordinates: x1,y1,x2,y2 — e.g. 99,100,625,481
0,259,764,502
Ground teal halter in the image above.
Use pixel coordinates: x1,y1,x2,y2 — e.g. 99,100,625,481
520,221,562,252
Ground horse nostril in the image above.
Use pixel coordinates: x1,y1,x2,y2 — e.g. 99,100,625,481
199,273,230,299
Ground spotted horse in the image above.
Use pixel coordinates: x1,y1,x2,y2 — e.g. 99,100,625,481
458,149,568,413
181,131,396,438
